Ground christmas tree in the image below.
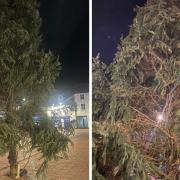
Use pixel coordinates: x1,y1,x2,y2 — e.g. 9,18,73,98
93,0,180,179
0,0,71,178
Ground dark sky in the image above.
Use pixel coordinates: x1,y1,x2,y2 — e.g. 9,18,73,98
39,0,89,96
93,0,146,64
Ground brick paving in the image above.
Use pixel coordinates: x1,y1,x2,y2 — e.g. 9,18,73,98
0,129,89,180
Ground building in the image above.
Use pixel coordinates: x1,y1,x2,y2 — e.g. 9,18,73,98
44,92,89,129
45,103,73,128
74,92,89,128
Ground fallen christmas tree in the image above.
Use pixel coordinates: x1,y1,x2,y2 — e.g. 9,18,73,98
93,0,180,179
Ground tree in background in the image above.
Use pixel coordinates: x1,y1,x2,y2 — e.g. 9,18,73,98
92,54,112,179
92,54,111,121
0,0,71,178
93,0,180,179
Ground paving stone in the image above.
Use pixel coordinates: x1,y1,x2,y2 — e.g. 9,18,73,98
0,129,89,180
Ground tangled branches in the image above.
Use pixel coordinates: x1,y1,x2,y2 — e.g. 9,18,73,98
93,0,180,179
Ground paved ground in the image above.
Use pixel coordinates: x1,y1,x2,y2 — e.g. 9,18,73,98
0,129,89,180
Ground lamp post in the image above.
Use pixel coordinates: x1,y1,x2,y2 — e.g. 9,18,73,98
156,112,164,123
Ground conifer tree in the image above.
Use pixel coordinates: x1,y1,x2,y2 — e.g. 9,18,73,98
93,0,180,179
0,0,71,177
92,54,110,121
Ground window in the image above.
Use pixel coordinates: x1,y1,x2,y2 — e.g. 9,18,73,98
81,104,85,110
80,94,84,100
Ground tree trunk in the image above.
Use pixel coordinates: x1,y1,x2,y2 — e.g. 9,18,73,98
6,93,20,178
8,147,19,178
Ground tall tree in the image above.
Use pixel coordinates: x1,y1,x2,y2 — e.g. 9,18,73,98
93,0,180,179
0,0,71,178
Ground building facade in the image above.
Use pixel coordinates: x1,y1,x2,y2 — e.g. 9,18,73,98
74,92,89,128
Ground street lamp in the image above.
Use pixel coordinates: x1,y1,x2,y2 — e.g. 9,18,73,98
156,112,164,123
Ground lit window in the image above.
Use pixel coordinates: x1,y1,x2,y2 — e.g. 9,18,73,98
81,104,85,110
80,94,84,100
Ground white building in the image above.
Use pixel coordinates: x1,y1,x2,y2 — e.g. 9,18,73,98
44,92,89,128
74,92,89,128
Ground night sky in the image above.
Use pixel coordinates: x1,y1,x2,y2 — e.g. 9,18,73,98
93,0,146,64
39,0,89,96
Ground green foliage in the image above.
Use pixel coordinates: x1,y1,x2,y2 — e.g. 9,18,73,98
0,0,61,109
92,54,111,121
0,123,20,155
93,0,180,179
101,126,151,180
0,0,70,176
93,122,156,180
110,0,180,121
110,0,180,128
31,119,71,175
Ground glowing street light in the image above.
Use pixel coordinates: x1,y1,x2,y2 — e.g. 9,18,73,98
23,97,26,102
156,112,164,123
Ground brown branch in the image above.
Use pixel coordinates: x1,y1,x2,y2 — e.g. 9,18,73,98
129,105,155,123
131,118,174,140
